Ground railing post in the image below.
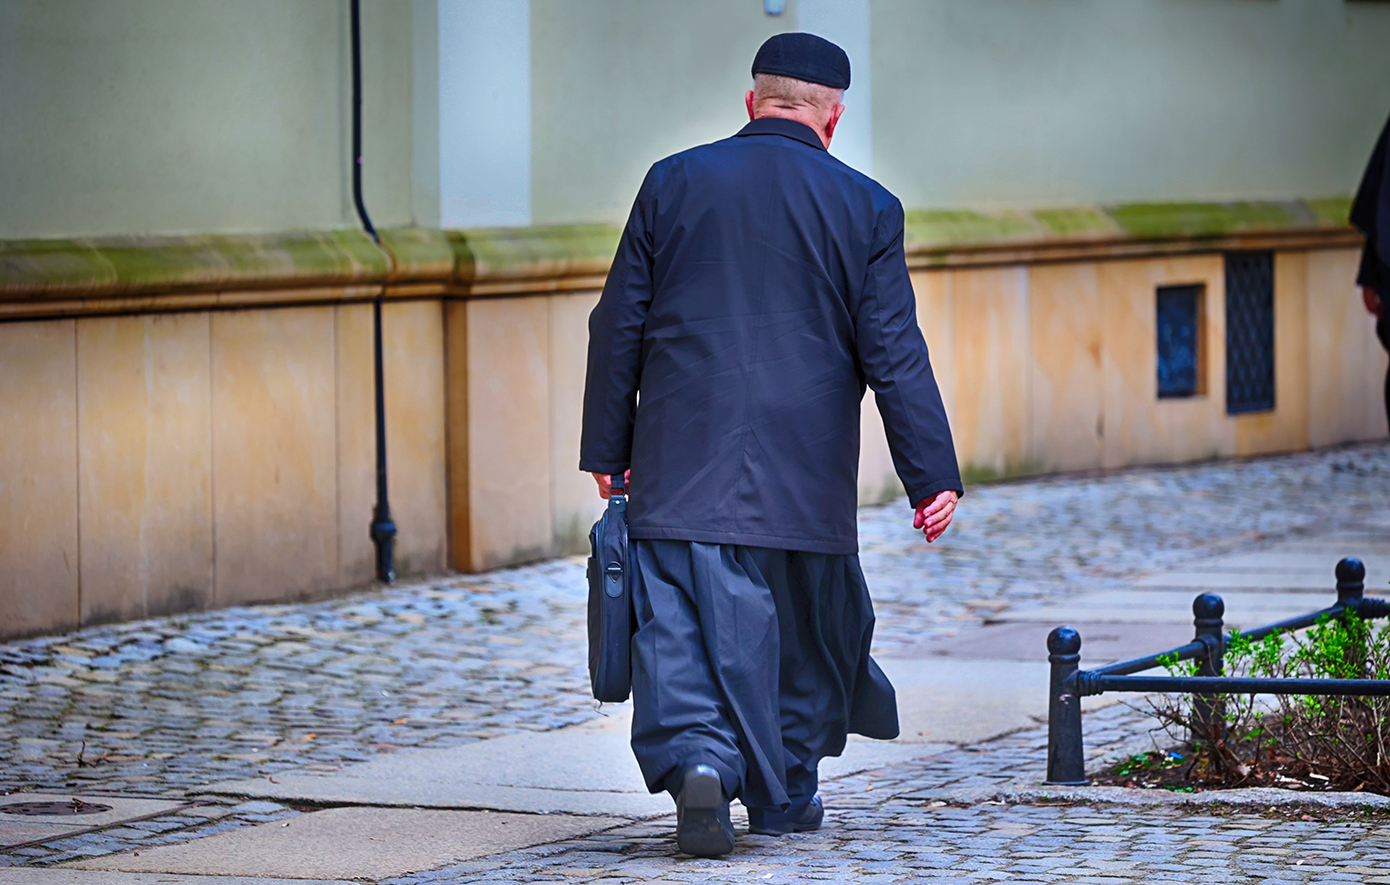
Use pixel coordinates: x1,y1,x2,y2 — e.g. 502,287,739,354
1337,557,1368,676
1192,593,1225,744
1045,626,1087,785
1337,557,1366,608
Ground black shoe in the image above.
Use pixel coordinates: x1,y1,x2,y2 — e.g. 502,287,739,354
675,764,735,857
747,794,824,836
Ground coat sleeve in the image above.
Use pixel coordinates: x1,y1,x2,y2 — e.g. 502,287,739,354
857,199,963,506
579,169,657,475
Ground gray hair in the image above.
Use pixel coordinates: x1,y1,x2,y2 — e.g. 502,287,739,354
752,73,844,111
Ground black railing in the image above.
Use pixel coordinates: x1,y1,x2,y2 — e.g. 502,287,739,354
1045,557,1390,785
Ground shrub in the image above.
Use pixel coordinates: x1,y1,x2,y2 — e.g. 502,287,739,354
1146,612,1390,793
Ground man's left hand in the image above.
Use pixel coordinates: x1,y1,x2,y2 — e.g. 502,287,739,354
592,471,632,499
913,490,958,543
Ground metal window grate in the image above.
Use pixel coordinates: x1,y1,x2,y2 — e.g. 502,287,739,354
1157,285,1201,398
1225,251,1275,414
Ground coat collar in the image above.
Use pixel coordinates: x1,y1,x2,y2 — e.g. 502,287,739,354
735,117,827,151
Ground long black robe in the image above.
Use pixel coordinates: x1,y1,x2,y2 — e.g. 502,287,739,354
627,539,896,811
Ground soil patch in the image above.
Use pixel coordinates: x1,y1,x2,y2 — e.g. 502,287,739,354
1094,748,1390,796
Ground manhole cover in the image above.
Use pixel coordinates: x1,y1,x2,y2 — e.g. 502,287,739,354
0,799,113,816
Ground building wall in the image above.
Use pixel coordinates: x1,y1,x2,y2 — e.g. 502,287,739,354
873,0,1390,209
433,0,533,228
0,0,415,239
0,300,448,637
528,0,789,226
1,235,1383,638
6,1,1389,236
913,248,1387,484
526,0,1390,225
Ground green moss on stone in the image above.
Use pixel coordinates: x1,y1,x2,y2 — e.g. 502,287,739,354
959,462,1000,485
378,228,455,281
1032,206,1114,236
0,239,115,294
2,230,389,296
1108,201,1298,238
903,210,1036,250
451,224,621,279
0,195,1358,301
959,458,1045,486
1303,196,1354,228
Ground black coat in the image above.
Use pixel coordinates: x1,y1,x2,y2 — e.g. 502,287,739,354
581,118,961,555
1353,111,1390,293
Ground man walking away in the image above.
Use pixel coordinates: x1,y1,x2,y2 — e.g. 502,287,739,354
580,33,962,858
1352,109,1390,431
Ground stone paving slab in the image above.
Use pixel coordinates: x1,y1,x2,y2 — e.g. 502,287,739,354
368,705,1390,884
201,705,953,817
204,775,669,818
989,588,1335,626
0,872,354,885
68,808,624,880
197,657,1077,818
892,621,1198,663
0,796,187,850
1132,572,1350,590
877,657,1117,744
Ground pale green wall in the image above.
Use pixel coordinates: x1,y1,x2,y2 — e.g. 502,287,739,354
872,0,1390,209
530,0,1390,225
8,0,1390,238
529,0,796,226
0,0,415,239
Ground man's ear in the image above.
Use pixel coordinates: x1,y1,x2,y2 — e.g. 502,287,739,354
745,90,756,121
823,103,846,146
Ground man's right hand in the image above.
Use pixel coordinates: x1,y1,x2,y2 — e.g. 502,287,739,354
1365,287,1383,319
592,471,632,499
914,490,958,543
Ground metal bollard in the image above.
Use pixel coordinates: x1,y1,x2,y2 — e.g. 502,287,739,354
1337,557,1367,608
1336,556,1390,622
1336,557,1368,675
1045,626,1087,785
1191,593,1225,744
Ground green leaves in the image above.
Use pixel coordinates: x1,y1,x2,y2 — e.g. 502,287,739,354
1137,613,1390,794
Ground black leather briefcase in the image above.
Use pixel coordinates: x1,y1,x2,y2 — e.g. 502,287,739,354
587,473,633,703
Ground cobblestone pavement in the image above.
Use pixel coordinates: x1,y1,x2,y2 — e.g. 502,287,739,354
861,442,1390,655
385,705,1390,884
457,805,1390,885
1,443,1389,873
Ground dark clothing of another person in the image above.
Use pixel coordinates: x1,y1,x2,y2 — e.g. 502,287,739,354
1352,111,1390,427
581,118,961,813
581,118,961,555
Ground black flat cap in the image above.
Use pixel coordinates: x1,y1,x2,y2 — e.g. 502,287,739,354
752,32,850,90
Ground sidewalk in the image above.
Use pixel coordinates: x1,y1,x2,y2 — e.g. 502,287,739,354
1,443,1388,882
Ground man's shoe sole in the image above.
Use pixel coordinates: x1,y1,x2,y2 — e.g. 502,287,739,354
676,766,734,858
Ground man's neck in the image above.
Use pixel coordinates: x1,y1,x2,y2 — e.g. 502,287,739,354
753,110,830,148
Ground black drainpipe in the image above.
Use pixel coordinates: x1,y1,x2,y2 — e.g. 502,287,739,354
351,0,396,583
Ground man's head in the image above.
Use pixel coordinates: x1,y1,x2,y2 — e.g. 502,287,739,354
746,33,849,149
